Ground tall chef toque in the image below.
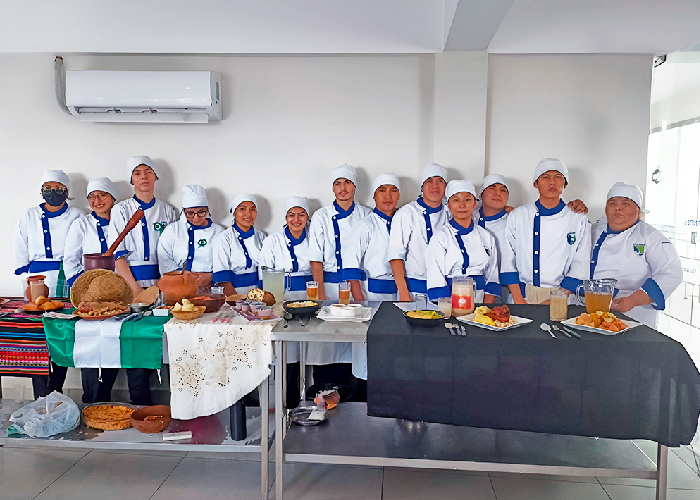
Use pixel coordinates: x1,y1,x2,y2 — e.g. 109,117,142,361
181,185,209,209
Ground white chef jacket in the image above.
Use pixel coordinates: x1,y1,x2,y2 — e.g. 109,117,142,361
260,226,313,301
473,208,519,286
64,212,112,286
157,216,224,275
260,225,312,364
342,209,397,301
212,224,265,295
590,219,683,328
506,200,591,296
14,204,84,295
387,197,449,295
426,219,501,302
307,201,370,365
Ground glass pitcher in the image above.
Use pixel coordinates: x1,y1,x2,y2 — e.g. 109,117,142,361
576,278,617,313
451,276,475,316
261,267,285,305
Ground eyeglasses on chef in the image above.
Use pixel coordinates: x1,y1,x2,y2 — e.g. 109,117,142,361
41,186,67,195
87,192,111,201
184,209,208,218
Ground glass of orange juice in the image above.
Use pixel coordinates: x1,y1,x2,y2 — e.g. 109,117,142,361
306,281,319,300
338,281,351,305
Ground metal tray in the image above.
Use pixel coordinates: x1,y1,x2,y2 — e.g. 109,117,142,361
289,405,328,426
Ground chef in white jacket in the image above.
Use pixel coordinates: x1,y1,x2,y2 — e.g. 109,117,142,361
343,174,401,302
590,182,682,328
110,156,179,296
13,169,83,399
157,185,224,288
427,180,501,302
260,196,313,301
389,163,450,301
64,177,118,286
14,169,83,297
506,158,591,304
212,194,266,296
307,164,370,393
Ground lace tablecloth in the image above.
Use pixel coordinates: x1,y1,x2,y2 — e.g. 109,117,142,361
164,312,276,420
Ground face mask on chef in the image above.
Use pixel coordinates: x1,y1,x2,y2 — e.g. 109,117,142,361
41,186,68,207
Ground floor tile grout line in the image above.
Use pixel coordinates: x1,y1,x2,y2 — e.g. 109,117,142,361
149,453,188,499
30,448,91,500
596,477,613,500
488,472,498,500
672,446,700,477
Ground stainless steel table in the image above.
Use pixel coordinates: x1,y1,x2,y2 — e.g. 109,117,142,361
270,306,670,500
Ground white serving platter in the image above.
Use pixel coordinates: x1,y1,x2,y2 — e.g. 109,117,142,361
456,313,532,331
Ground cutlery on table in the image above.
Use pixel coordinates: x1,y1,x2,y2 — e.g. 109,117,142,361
558,324,582,339
539,323,557,339
550,324,571,338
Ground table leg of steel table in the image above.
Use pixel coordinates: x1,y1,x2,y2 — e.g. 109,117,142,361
274,340,284,500
655,444,668,500
299,341,306,403
282,342,288,410
260,375,269,500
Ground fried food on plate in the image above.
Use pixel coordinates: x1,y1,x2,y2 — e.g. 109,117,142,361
575,311,627,332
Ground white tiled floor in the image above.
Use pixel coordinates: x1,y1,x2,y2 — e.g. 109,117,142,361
1,442,699,500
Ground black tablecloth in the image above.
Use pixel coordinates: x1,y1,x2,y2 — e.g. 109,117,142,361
367,303,700,447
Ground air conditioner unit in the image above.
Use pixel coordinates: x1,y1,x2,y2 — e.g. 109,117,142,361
65,71,222,123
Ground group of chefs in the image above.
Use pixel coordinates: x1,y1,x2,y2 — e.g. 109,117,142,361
12,155,683,404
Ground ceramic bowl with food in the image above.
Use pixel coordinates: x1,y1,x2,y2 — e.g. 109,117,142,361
171,305,206,321
190,293,226,313
130,405,172,433
404,309,445,327
129,302,151,313
283,300,322,317
256,305,273,319
329,303,360,318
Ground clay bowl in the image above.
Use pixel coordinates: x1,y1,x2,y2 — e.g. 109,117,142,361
189,293,226,313
157,271,198,306
130,405,172,434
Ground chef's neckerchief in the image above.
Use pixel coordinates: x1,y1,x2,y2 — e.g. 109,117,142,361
589,220,639,277
91,212,110,254
39,203,69,259
186,218,213,270
477,206,507,229
449,218,474,274
133,195,156,262
416,196,442,243
284,225,306,273
532,199,566,286
332,200,355,271
373,208,392,233
233,223,255,269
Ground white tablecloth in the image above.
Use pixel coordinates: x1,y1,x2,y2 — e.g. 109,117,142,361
164,312,276,420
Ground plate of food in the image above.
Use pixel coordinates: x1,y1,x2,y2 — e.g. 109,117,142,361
318,305,372,322
73,301,129,320
404,309,445,327
82,403,137,430
562,311,640,335
283,300,323,317
22,296,65,313
456,305,531,331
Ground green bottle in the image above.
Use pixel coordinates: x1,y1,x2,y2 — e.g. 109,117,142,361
56,261,66,298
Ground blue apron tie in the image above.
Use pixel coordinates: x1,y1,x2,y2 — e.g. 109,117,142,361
449,219,474,274
532,200,566,287
133,196,156,262
416,196,442,243
284,225,306,273
331,201,355,272
39,203,68,259
477,207,507,229
373,208,392,233
91,212,110,254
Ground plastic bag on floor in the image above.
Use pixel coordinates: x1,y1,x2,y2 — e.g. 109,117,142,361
7,391,80,437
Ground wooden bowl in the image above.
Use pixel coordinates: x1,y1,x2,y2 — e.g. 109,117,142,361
130,405,171,434
190,293,225,313
171,305,206,321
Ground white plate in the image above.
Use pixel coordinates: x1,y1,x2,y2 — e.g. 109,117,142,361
561,317,641,336
456,314,532,331
317,306,372,322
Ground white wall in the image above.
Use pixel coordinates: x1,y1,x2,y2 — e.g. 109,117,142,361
487,54,653,222
0,52,488,295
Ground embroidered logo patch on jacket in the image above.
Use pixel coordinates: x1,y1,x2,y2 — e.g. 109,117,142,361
567,232,576,245
153,222,167,233
633,244,645,255
198,239,207,248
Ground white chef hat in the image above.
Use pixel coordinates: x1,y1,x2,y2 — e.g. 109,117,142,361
127,155,157,180
445,180,477,200
606,182,647,212
533,158,569,183
41,169,70,189
480,174,509,195
230,193,258,213
181,185,209,209
284,196,310,215
371,174,401,195
331,164,357,186
87,177,117,200
420,163,447,186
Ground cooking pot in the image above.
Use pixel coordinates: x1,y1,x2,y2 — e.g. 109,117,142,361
83,209,145,271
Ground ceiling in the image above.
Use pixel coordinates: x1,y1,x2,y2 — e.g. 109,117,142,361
1,0,699,55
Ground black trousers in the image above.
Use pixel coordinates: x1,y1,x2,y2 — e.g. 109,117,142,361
31,363,68,398
126,368,154,406
81,368,119,403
